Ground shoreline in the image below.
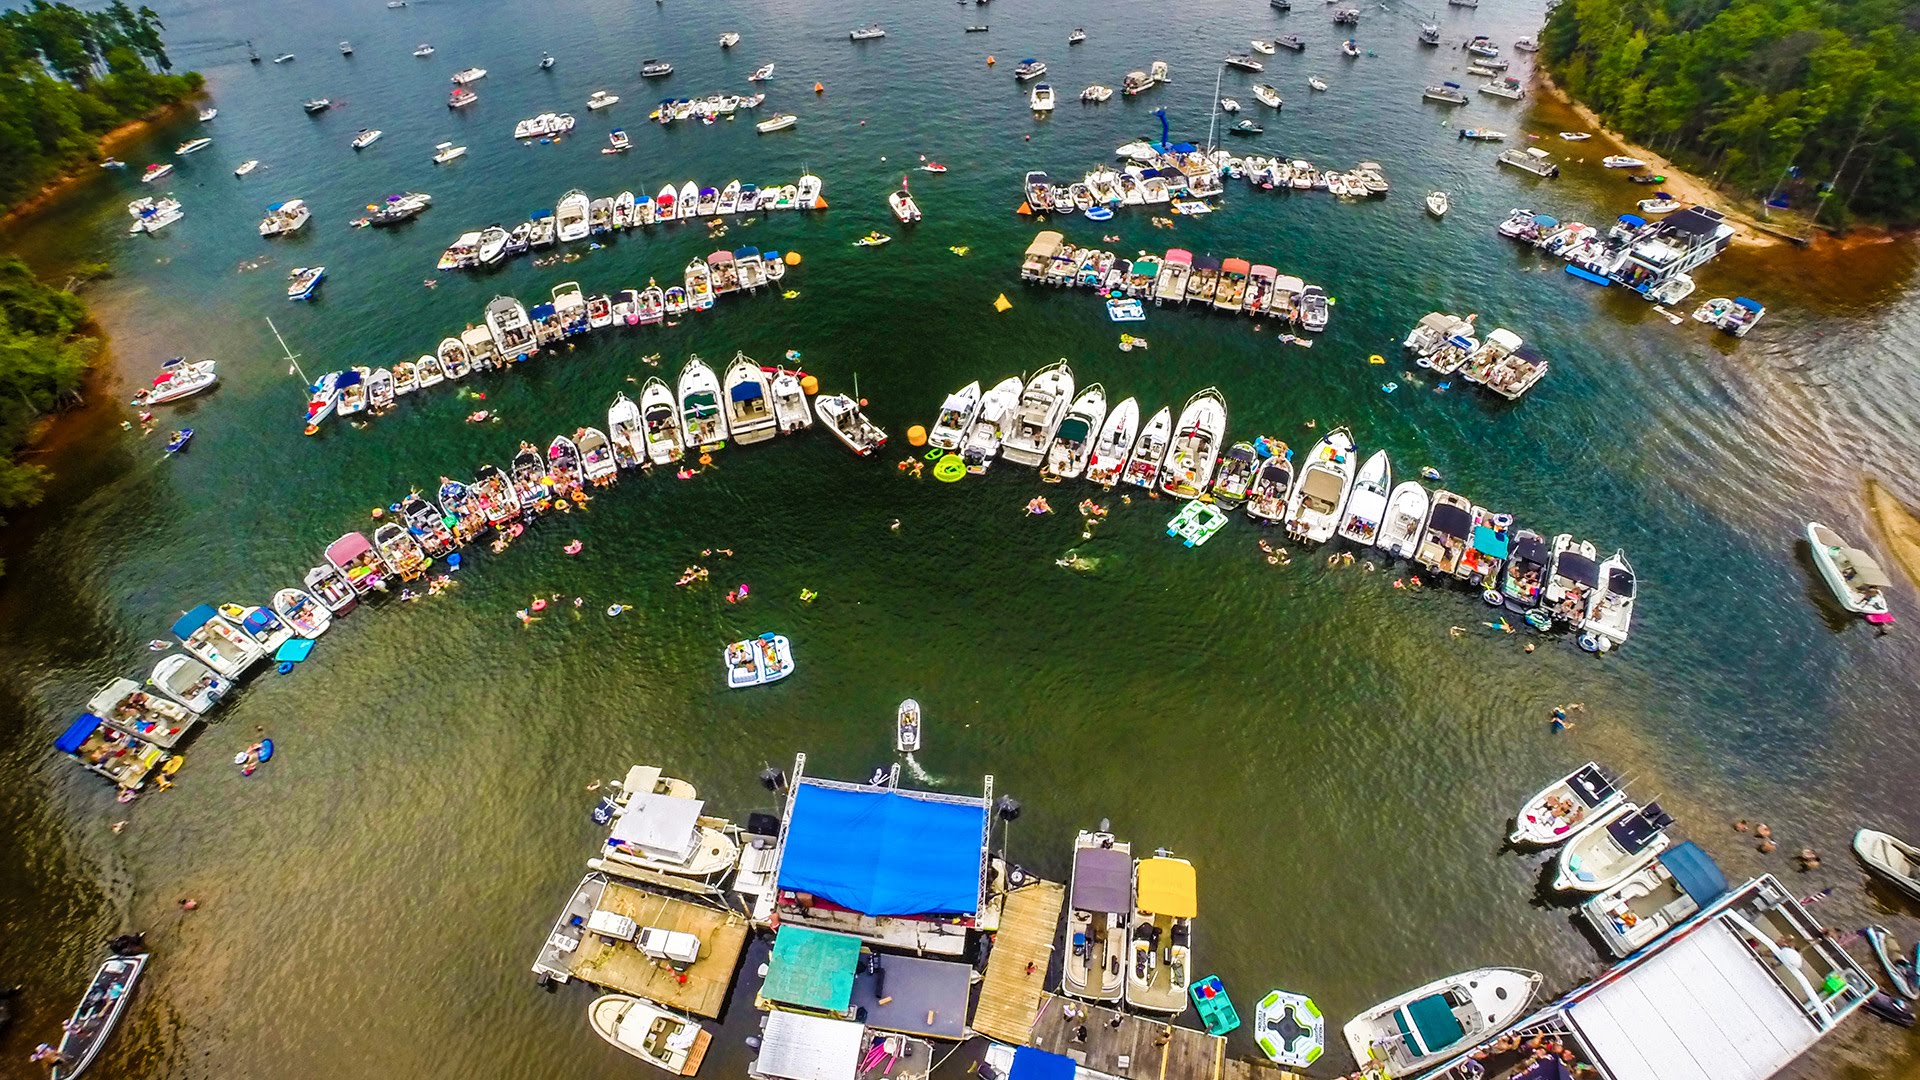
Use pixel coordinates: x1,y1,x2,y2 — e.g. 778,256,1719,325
0,101,195,232
1866,478,1920,594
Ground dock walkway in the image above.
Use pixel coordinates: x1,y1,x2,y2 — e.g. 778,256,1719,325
1027,994,1229,1080
970,881,1066,1044
565,880,750,1019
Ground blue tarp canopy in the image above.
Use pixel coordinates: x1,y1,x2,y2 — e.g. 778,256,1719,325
1734,297,1763,312
1618,213,1646,226
336,369,362,389
1009,1047,1078,1080
56,714,103,754
242,609,277,636
733,247,759,260
778,784,985,916
170,603,217,639
1172,142,1197,153
1657,841,1728,904
1472,525,1511,558
730,382,764,402
1533,214,1558,228
529,302,555,319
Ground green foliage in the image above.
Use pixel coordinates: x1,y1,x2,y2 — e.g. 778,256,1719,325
0,1,202,214
0,256,96,521
1542,0,1920,222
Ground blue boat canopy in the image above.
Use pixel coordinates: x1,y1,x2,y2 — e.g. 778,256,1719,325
171,603,218,639
1472,525,1511,558
1443,80,1461,88
1618,213,1646,226
1657,840,1728,904
733,246,760,259
778,784,986,916
266,201,286,212
336,368,363,388
1733,297,1763,311
242,609,278,635
1398,992,1465,1052
1172,142,1197,153
1533,214,1558,227
530,209,553,219
529,302,556,319
763,250,781,261
730,382,764,402
56,714,103,754
1009,1047,1078,1080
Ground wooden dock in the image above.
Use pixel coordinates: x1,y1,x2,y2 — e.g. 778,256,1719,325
1026,994,1229,1080
565,880,751,1019
1223,1058,1305,1080
970,881,1066,1044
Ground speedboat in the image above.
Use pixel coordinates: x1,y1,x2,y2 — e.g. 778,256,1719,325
1509,762,1625,847
755,113,796,133
817,394,887,455
150,653,228,714
49,949,149,1079
1853,829,1920,903
962,376,1021,473
1123,851,1195,1013
1582,549,1636,647
1122,405,1172,489
849,24,886,40
140,162,173,184
1002,361,1074,467
1283,427,1356,542
270,588,332,639
350,128,382,149
1244,450,1295,525
1225,53,1264,71
1209,441,1258,505
770,370,812,434
586,90,619,110
1085,397,1139,488
286,265,325,301
539,52,555,69
1581,841,1728,958
640,58,673,77
724,633,794,686
1253,84,1282,108
1308,75,1328,91
1251,38,1276,54
931,381,982,450
1375,481,1428,557
1559,131,1592,141
1425,190,1449,217
413,43,434,57
1499,528,1550,611
1805,522,1891,619
888,182,922,222
1342,968,1541,1073
303,562,357,614
432,142,466,164
1340,39,1360,57
718,30,741,47
233,160,257,176
1552,802,1675,892
1415,490,1472,574
451,66,486,84
1014,58,1047,81
1602,155,1647,168
896,699,922,753
273,52,295,63
171,604,265,678
1030,84,1056,112
638,378,685,465
448,88,476,108
678,357,728,451
485,296,537,360
1336,450,1390,544
130,359,216,407
1044,384,1108,480
587,995,712,1075
1298,285,1329,330
555,189,590,242
1062,827,1131,1003
1069,28,1087,44
606,394,645,468
85,677,198,749
328,531,390,595
750,63,775,81
1158,388,1226,499
722,353,777,445
1228,119,1263,137
1544,533,1600,624
175,137,211,156
302,98,331,114
1422,82,1468,105
373,523,431,580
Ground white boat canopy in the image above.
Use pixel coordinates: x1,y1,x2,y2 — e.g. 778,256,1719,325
608,793,704,861
752,1012,866,1080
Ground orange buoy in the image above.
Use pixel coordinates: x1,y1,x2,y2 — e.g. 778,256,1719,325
907,425,928,447
814,197,829,209
783,251,802,266
800,374,819,395
370,508,385,519
814,81,824,94
987,55,996,65
304,424,319,436
1017,201,1033,215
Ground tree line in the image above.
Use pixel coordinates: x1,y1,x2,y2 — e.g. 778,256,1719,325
0,256,98,558
0,0,204,214
1540,0,1920,224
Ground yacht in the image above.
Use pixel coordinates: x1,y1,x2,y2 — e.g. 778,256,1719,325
1124,851,1195,1014
1062,826,1131,1003
962,376,1022,474
1284,427,1356,542
1001,361,1074,467
1158,388,1226,499
1343,968,1541,1073
849,24,886,40
1014,58,1048,81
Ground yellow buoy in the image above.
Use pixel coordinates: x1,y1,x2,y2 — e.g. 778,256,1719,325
784,250,802,265
993,293,1013,312
1368,354,1385,365
800,374,819,395
907,426,928,447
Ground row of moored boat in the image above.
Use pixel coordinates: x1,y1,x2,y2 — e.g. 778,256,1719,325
1020,232,1331,331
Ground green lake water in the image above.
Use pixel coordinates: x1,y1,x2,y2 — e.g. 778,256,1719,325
1,0,1919,1076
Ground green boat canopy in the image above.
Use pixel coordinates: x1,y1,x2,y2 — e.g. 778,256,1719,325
1396,993,1464,1054
762,926,861,1013
1056,417,1090,443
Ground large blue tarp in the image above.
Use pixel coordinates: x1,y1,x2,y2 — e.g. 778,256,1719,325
56,714,102,754
779,784,984,916
1658,841,1728,904
1009,1047,1077,1080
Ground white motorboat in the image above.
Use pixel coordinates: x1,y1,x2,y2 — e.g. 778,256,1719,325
1244,452,1295,525
1552,801,1675,892
1044,384,1108,480
605,393,645,468
1425,190,1449,217
1283,427,1356,542
1375,481,1428,558
1414,490,1473,574
140,162,172,184
431,142,466,164
50,951,149,1079
1030,83,1056,112
1253,84,1282,108
1251,38,1276,54
127,197,182,235
1336,450,1390,544
1014,58,1048,81
721,353,777,445
586,90,619,110
638,378,685,465
233,160,257,176
587,995,711,1075
303,563,357,614
849,24,886,40
1158,388,1226,500
1580,841,1728,958
1559,131,1591,141
451,66,486,85
270,587,332,639
765,371,811,435
218,602,293,655
1343,968,1541,1073
86,677,198,749
1422,82,1468,105
1062,827,1131,1003
896,699,921,753
1582,549,1636,647
1854,829,1920,902
1225,53,1264,72
1509,762,1625,847
1084,397,1139,488
596,793,741,881
413,43,434,57
1002,362,1074,467
1121,405,1173,489
149,653,228,714
817,394,887,455
678,358,728,451
555,189,591,242
349,127,382,150
1602,155,1647,168
718,30,741,48
1123,852,1195,1014
962,376,1022,474
797,173,823,209
1806,522,1893,618
486,296,538,360
750,63,775,81
1081,84,1113,103
258,199,310,237
755,113,796,133
171,604,265,678
888,184,922,223
1308,75,1328,91
930,381,982,450
1544,533,1601,623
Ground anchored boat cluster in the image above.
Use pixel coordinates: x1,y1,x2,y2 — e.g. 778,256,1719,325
1497,203,1735,306
303,253,791,431
1401,312,1550,401
1020,230,1332,331
927,361,1634,652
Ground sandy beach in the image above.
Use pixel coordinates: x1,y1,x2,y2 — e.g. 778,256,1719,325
1867,478,1920,592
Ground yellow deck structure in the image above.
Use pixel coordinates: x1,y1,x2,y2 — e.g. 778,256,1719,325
970,881,1066,1044
566,880,750,1019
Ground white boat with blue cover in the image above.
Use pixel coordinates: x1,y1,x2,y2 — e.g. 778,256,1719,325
724,633,793,688
1342,967,1541,1073
1580,840,1728,957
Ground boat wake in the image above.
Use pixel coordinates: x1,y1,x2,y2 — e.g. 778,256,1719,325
899,753,935,784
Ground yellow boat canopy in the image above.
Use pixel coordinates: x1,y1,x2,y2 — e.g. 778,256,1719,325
1135,857,1196,917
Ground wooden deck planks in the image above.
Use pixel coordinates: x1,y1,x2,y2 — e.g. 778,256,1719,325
971,882,1067,1043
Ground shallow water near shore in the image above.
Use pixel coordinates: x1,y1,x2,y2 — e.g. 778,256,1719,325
2,0,1920,1076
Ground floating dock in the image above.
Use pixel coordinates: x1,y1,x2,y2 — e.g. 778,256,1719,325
970,881,1066,1044
1023,993,1228,1080
562,879,750,1019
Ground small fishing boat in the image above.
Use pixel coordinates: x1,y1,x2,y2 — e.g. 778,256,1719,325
414,43,434,57
1806,522,1892,619
286,265,325,301
1559,131,1592,141
233,160,257,176
1044,384,1108,480
1159,388,1227,499
303,563,357,614
1085,397,1139,488
896,699,922,753
150,653,228,714
1552,801,1675,892
931,381,982,450
1342,968,1541,1073
1510,762,1624,846
1425,190,1449,217
1228,119,1263,137
1335,450,1390,544
888,180,922,223
586,995,712,1075
724,633,794,687
271,588,332,639
1122,405,1173,489
1854,829,1920,902
1284,427,1356,542
1422,82,1468,105
817,394,887,455
640,58,674,77
1581,841,1728,958
49,949,148,1079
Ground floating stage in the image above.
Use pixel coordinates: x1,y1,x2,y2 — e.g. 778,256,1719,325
533,873,749,1019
